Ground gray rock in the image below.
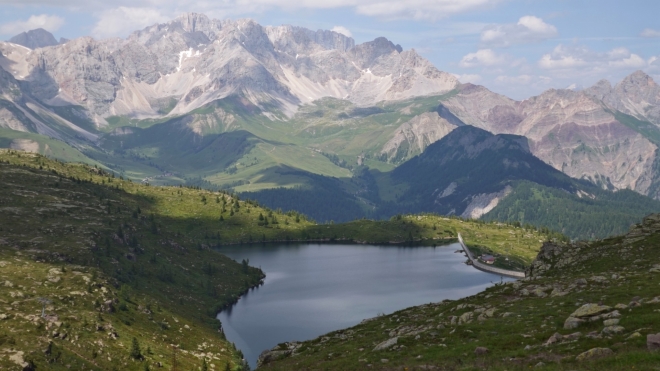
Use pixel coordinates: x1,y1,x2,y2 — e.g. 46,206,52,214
257,349,291,365
603,319,620,326
576,347,613,361
648,333,660,351
570,303,611,318
474,347,489,355
602,325,625,335
564,317,584,329
9,28,58,49
373,337,398,351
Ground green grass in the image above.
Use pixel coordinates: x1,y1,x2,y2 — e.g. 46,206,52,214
262,215,660,370
0,149,561,370
0,128,100,165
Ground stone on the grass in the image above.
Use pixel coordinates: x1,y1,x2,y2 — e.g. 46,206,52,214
576,347,613,361
373,337,398,351
648,333,660,351
564,317,584,329
474,347,489,355
602,325,625,335
570,304,611,318
603,318,619,326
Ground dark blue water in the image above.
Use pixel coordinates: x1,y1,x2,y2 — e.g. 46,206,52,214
216,243,510,368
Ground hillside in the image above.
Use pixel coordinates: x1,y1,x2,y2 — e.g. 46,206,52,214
0,148,562,368
245,126,660,240
260,214,660,370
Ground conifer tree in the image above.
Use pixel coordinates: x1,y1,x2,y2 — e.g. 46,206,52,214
130,337,142,360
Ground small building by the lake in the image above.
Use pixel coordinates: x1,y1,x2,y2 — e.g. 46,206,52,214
480,254,496,265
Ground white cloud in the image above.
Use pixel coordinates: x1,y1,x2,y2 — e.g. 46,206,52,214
92,7,170,38
495,74,551,85
481,15,557,47
3,0,504,21
453,73,482,84
354,0,503,21
459,49,507,68
538,44,647,71
0,14,65,36
331,26,352,38
641,28,660,38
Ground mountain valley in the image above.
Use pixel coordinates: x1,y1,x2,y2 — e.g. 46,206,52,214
2,15,660,239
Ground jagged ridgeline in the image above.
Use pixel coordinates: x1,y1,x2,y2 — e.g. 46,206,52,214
260,214,660,370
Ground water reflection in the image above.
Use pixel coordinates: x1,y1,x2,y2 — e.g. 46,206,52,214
216,243,510,368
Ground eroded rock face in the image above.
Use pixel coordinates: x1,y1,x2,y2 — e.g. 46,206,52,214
441,75,660,198
0,13,458,119
381,112,457,162
8,28,58,49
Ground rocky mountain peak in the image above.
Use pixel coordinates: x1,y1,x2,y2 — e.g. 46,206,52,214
349,37,403,69
583,79,613,100
175,12,215,34
265,25,355,54
8,28,58,49
619,70,656,87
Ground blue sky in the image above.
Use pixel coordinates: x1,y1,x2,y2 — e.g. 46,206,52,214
1,0,658,99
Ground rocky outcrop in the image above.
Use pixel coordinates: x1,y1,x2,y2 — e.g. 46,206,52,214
575,347,613,361
441,74,660,198
381,112,457,162
0,13,458,120
8,29,58,49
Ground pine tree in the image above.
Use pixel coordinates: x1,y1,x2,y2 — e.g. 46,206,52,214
201,358,208,371
130,337,142,360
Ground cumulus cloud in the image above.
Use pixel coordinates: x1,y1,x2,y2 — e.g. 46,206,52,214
453,73,482,84
0,14,65,36
481,16,557,47
459,49,507,68
640,28,660,38
495,74,551,85
538,44,647,71
354,0,503,21
3,0,505,22
92,7,170,38
331,26,352,37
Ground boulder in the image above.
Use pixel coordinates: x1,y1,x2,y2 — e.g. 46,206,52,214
564,317,584,329
601,310,621,319
603,319,619,326
474,347,489,355
648,333,660,351
258,350,291,365
602,325,625,335
576,347,613,361
373,337,398,351
544,333,563,346
570,303,611,318
459,311,474,324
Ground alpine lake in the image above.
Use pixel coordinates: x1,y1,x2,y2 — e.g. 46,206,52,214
216,242,512,368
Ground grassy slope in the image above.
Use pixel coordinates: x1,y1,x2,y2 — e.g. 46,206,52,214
0,128,99,165
0,150,273,370
484,180,660,240
262,216,660,371
0,149,553,369
91,93,454,190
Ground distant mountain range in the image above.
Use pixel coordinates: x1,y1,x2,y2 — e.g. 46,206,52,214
1,13,659,238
